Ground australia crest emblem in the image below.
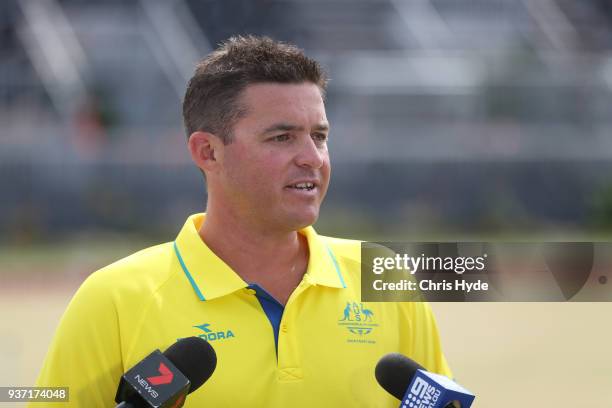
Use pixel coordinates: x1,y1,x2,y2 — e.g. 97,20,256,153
338,301,378,343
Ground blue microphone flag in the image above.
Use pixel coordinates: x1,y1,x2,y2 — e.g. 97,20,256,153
401,369,475,408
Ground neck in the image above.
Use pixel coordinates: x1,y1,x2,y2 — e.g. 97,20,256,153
199,205,309,285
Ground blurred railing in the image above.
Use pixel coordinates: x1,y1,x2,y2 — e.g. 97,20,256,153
2,0,612,239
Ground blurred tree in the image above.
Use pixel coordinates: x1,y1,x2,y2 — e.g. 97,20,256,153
590,185,612,231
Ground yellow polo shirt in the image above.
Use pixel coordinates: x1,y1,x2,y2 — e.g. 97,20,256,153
34,213,452,407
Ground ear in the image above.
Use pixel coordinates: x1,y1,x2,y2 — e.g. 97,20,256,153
188,131,223,173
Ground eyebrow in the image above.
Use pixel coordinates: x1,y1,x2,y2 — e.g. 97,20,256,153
262,122,330,134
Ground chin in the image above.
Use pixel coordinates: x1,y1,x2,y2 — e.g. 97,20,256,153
286,210,319,230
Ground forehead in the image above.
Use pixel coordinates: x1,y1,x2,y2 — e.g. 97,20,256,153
236,82,327,127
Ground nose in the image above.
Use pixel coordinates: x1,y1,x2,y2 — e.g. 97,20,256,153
295,137,325,169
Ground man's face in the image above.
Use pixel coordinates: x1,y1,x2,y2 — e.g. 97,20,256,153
215,82,331,232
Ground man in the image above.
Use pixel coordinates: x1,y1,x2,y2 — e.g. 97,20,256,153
34,36,451,406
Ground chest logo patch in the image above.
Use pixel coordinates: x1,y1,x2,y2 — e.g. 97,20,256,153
338,302,379,342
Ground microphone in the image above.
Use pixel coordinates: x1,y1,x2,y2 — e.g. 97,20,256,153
115,337,217,408
375,353,475,408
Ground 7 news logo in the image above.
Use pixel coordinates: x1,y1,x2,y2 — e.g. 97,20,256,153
403,377,441,408
132,362,185,408
147,362,174,385
134,362,174,399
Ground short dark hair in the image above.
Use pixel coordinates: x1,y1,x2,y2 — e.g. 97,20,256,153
182,35,328,144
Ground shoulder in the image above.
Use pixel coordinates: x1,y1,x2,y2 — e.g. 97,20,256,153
80,242,176,298
59,241,179,343
33,243,178,403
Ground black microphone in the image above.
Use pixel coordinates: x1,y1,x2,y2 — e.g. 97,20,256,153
375,353,475,408
115,337,217,408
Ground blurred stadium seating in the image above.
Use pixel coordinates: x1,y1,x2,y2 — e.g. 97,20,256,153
2,0,612,241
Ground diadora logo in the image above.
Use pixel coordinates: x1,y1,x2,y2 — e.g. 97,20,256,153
193,323,235,342
404,377,441,408
337,302,378,343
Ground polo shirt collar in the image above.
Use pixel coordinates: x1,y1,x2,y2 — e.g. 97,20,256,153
174,213,347,301
300,226,347,289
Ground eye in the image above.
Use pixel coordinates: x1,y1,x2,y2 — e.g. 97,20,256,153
271,134,290,142
312,133,328,144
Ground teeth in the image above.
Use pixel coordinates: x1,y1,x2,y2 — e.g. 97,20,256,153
292,182,314,190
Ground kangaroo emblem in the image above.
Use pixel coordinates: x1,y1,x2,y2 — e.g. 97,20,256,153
339,302,352,321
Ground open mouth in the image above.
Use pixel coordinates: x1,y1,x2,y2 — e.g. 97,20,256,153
287,182,316,191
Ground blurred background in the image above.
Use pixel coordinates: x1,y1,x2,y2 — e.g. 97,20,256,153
1,0,612,406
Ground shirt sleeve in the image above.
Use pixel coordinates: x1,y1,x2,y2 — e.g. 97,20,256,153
31,272,124,407
401,301,453,379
